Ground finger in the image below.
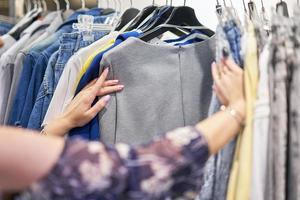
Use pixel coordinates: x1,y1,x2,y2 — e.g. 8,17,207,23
224,59,242,74
86,95,111,117
211,62,221,82
92,68,109,94
84,79,97,90
98,85,124,96
103,80,119,87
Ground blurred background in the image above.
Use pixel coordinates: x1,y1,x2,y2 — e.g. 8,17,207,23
0,0,298,29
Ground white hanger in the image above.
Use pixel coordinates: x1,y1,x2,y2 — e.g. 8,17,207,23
52,0,60,10
41,0,47,11
65,0,70,10
81,0,86,9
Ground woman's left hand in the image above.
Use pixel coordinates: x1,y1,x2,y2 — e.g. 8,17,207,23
43,68,124,137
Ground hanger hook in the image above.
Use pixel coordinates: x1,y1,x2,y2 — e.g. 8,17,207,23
130,0,133,7
184,0,186,6
42,0,47,11
65,0,70,10
52,0,60,10
81,0,86,9
222,0,227,6
152,0,155,5
242,0,247,12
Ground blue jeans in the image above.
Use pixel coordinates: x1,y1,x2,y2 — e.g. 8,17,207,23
27,31,108,130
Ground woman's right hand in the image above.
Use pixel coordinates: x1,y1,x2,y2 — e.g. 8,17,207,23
44,68,124,137
211,59,245,117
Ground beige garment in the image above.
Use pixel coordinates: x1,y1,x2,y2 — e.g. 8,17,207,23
226,21,259,200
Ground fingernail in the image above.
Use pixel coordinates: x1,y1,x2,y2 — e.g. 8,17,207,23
103,95,111,103
118,85,124,89
113,80,119,83
104,68,109,73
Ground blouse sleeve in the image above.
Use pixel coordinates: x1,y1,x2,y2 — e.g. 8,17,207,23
24,126,210,200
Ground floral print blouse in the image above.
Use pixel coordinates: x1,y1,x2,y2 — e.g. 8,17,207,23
20,126,210,200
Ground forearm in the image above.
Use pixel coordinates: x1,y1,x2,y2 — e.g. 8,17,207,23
0,126,64,192
196,101,245,155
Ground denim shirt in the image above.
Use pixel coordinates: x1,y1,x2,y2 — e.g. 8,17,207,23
69,31,141,140
27,30,109,130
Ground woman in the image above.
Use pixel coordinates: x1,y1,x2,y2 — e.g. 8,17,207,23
0,59,245,199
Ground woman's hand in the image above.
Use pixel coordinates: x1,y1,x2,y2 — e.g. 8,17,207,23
211,59,245,118
43,68,124,137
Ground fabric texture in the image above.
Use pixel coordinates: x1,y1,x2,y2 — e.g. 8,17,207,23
265,14,291,200
97,36,215,145
20,126,209,200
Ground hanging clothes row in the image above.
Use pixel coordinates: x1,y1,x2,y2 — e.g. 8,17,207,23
0,0,216,147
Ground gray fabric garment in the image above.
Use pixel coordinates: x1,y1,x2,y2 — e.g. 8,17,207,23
288,36,300,200
287,10,300,200
3,52,26,124
99,36,215,145
265,14,291,200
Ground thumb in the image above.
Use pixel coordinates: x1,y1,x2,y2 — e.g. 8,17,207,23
86,95,111,117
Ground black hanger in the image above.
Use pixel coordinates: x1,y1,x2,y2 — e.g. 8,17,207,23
140,3,214,42
114,0,140,31
276,0,289,17
216,0,222,15
126,5,158,31
114,9,140,31
248,1,256,19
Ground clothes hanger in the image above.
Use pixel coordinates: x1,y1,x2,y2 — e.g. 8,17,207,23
53,0,60,11
140,0,214,42
138,0,175,33
41,0,47,11
276,0,289,17
216,0,223,15
64,0,70,10
125,0,158,31
81,0,86,9
248,1,256,19
114,0,140,31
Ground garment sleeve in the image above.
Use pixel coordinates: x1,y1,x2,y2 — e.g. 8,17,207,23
28,126,210,200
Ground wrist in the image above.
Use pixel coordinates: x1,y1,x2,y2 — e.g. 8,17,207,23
59,116,75,132
229,100,246,122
